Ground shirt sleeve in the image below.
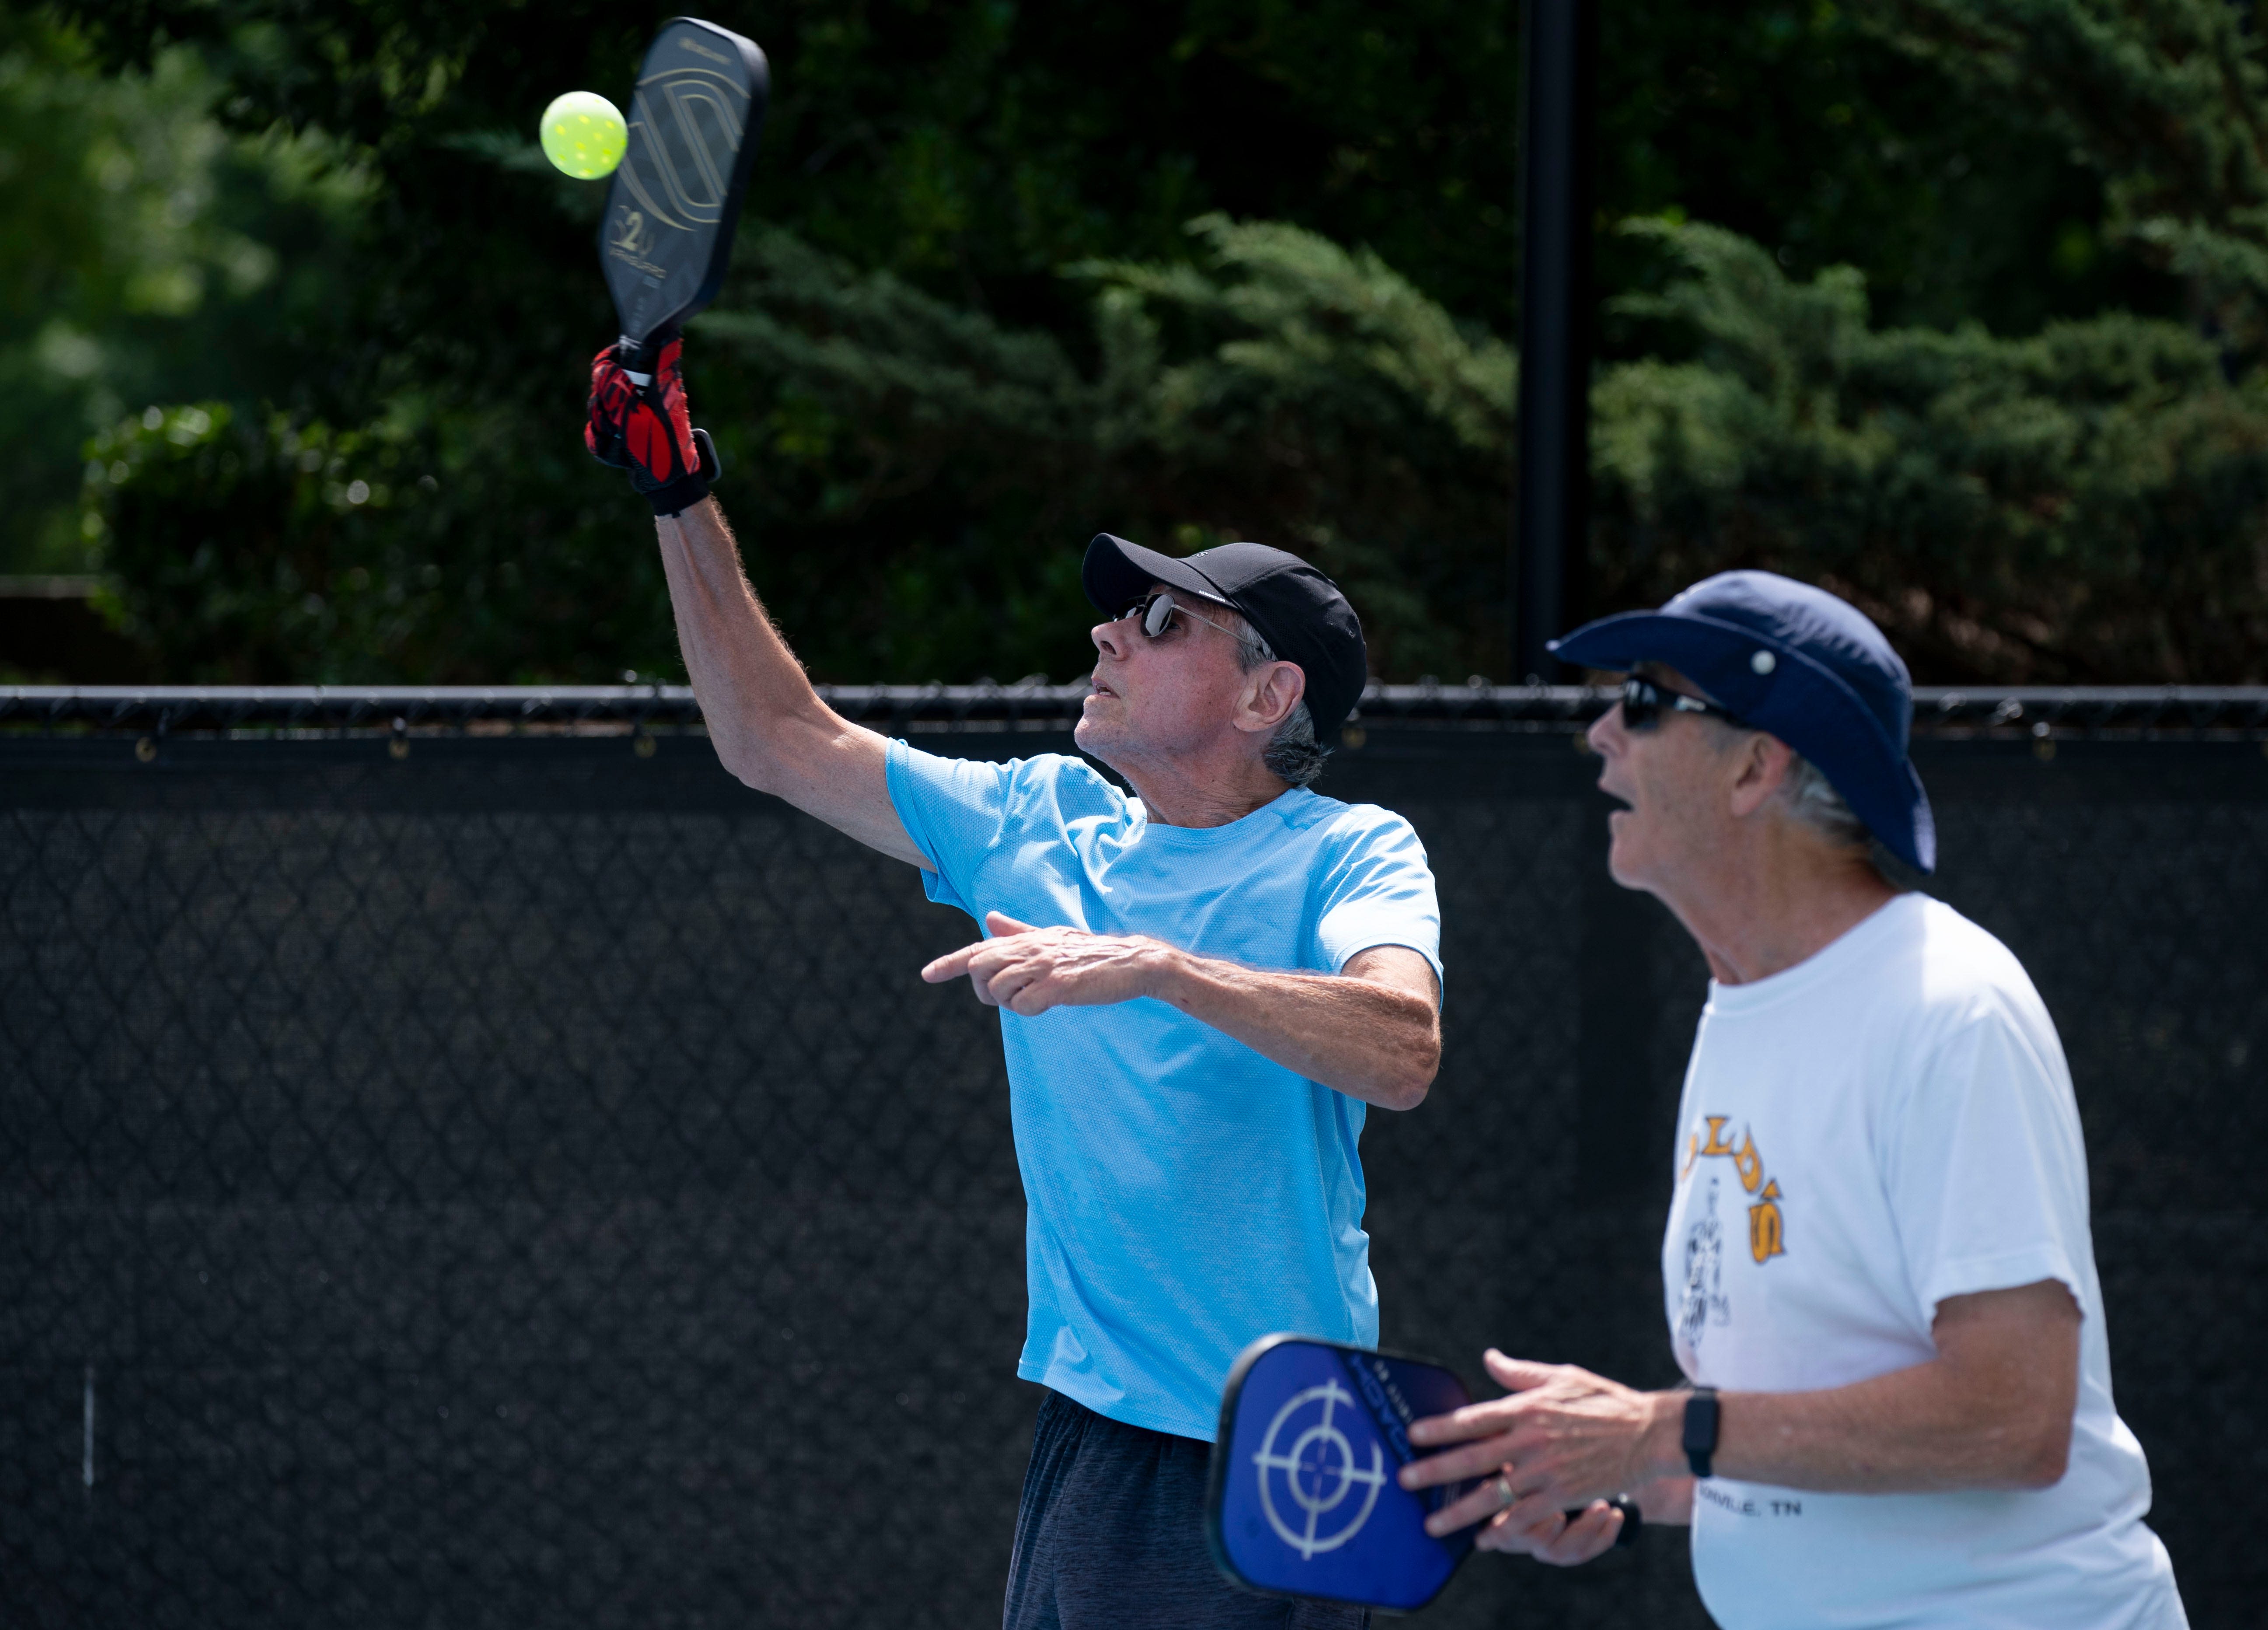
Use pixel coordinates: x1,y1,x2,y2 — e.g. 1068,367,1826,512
1882,998,2092,1320
884,739,1018,919
1314,812,1444,997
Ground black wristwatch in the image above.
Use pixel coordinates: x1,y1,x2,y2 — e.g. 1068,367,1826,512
1683,1386,1720,1479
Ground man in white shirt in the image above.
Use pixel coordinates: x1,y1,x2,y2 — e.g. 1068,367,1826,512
1396,571,2186,1628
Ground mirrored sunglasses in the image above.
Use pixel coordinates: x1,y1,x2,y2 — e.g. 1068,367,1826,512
1115,591,1242,642
1619,675,1743,731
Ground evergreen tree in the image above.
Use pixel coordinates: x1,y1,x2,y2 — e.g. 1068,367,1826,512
26,0,2267,682
1858,0,2268,352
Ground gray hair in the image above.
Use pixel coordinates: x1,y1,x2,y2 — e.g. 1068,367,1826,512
1779,750,1870,850
1692,705,1870,852
1225,613,1329,789
1685,697,1902,878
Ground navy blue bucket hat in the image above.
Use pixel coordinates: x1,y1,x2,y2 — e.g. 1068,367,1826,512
1548,570,1937,873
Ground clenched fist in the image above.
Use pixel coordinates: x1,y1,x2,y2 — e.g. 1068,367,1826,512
585,336,718,516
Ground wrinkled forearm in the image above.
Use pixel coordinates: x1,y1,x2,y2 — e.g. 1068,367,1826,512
1146,948,1440,1108
1708,1353,2076,1494
656,502,924,865
655,499,832,789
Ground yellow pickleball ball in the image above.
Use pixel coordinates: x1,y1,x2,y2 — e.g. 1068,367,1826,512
540,91,627,180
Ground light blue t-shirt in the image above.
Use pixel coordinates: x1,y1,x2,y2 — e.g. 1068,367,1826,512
886,740,1444,1440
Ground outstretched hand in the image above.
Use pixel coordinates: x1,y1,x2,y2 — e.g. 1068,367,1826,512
921,911,1175,1016
1397,1349,1675,1543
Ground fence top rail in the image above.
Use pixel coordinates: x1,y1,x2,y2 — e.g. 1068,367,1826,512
2,683,2265,737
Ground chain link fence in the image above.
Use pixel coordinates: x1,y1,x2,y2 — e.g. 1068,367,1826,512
1,688,2262,1628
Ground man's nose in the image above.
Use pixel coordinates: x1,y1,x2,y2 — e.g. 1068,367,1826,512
1092,619,1128,659
1586,703,1626,759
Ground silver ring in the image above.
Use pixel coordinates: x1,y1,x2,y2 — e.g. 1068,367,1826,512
1492,1473,1515,1511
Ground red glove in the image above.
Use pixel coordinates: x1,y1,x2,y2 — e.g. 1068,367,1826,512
585,337,718,516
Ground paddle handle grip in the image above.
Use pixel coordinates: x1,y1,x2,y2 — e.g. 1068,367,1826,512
1560,1495,1643,1548
614,330,676,386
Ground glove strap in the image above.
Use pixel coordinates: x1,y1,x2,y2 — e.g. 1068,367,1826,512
647,427,722,517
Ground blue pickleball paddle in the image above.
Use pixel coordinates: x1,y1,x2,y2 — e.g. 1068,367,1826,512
1207,1334,1480,1613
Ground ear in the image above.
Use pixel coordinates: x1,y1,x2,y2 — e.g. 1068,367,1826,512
1234,660,1306,736
1727,730,1795,818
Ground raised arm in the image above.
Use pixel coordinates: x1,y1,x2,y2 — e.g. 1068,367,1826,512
582,337,925,867
657,498,928,869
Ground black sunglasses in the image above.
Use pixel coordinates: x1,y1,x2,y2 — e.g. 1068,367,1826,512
1619,675,1742,731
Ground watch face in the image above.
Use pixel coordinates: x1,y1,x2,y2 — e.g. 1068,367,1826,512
1682,1389,1719,1475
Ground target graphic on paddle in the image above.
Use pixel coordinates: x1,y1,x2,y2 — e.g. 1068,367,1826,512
1251,1378,1390,1557
1207,1335,1481,1613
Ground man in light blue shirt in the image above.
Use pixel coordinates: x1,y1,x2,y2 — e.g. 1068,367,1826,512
897,727,1438,1441
614,337,1442,1630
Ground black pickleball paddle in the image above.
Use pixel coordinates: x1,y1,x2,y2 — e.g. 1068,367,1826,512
599,17,769,374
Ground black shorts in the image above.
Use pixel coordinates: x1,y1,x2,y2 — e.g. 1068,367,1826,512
1004,1388,1371,1630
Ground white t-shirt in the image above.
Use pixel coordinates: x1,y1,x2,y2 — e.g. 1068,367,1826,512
1661,892,2185,1630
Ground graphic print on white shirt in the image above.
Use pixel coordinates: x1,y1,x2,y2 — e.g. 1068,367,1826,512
1674,1173,1730,1354
1675,1117,1788,1358
1658,893,2185,1630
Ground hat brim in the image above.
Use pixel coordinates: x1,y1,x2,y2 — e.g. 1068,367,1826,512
1547,609,1708,676
1082,534,1239,617
1550,611,1937,874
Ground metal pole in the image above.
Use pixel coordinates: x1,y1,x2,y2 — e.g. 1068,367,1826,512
1513,0,1597,680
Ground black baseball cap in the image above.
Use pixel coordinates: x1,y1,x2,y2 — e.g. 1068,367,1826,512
1082,533,1369,740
